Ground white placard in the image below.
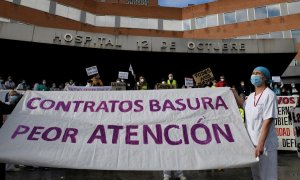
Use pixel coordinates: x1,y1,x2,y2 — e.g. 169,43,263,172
185,77,194,87
275,96,298,150
272,76,281,83
118,71,129,80
86,66,98,76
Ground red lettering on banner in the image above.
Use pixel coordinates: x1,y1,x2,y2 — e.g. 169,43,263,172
278,97,295,105
276,128,290,136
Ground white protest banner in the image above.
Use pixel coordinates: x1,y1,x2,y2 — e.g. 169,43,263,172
193,68,214,86
275,96,298,150
272,76,281,83
291,107,300,157
0,88,257,170
67,86,112,91
185,77,194,87
86,66,98,76
118,72,129,80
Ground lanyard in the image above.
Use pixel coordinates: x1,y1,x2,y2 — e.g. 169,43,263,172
254,88,266,107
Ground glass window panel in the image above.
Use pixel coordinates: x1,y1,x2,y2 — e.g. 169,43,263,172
236,9,248,22
183,19,191,30
288,1,300,14
256,33,270,39
130,18,148,29
236,35,250,39
163,20,182,31
267,4,280,17
255,6,267,19
206,14,218,27
291,29,300,41
56,4,68,17
224,12,236,24
148,19,158,29
195,17,206,29
270,31,283,38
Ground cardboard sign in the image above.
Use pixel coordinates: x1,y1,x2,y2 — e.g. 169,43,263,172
118,72,129,80
111,82,126,91
86,66,98,76
193,68,214,86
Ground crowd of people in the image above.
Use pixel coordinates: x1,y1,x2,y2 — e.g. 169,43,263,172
0,73,299,97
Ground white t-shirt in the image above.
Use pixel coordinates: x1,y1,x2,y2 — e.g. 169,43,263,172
244,87,278,150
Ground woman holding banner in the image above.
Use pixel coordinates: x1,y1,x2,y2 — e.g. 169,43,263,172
0,100,17,179
232,66,278,180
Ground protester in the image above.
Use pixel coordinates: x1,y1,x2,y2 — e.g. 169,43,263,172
0,100,15,179
163,170,187,180
136,76,148,90
1,92,23,175
237,80,251,96
91,74,103,86
50,83,60,91
16,80,28,90
291,83,299,95
0,76,6,90
37,80,50,91
4,76,16,90
167,73,177,89
215,75,227,87
232,66,278,180
86,79,93,87
270,82,283,96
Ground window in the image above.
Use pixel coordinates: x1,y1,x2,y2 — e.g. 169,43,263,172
236,9,248,22
267,4,280,17
235,35,250,39
127,0,149,5
270,31,283,38
183,19,191,30
255,6,267,19
206,14,218,27
288,1,300,14
291,29,300,42
224,12,236,24
195,17,206,29
256,33,270,39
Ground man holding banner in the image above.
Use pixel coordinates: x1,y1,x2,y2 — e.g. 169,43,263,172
233,66,278,180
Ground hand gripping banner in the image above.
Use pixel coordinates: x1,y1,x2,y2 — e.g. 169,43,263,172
0,88,257,170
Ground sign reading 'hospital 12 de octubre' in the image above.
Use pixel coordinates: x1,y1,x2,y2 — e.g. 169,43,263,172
53,33,246,53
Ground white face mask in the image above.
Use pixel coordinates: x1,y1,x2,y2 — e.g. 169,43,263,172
162,81,166,85
220,78,225,82
140,79,144,83
116,80,120,83
169,76,173,80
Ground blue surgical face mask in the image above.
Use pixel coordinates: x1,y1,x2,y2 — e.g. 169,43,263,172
250,75,263,87
10,95,19,103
